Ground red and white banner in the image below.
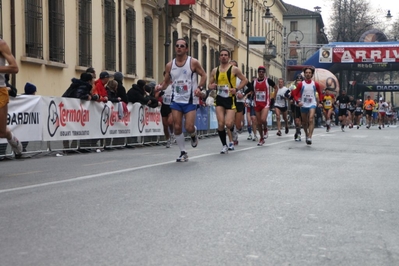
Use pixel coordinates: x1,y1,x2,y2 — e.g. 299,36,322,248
1,95,42,143
168,0,195,5
333,46,399,63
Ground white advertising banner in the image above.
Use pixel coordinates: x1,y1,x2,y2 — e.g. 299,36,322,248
130,103,164,136
1,95,42,144
42,97,107,141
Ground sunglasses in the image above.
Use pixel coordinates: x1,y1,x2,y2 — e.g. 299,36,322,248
175,44,186,48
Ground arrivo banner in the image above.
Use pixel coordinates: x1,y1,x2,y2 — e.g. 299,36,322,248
3,96,163,143
333,46,399,63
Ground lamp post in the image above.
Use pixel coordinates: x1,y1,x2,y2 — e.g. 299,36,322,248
223,1,235,25
244,0,254,79
265,28,304,81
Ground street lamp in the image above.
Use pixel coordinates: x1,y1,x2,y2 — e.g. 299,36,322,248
264,28,304,81
223,1,235,25
262,0,276,23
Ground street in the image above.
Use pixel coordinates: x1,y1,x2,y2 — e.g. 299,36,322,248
1,125,398,266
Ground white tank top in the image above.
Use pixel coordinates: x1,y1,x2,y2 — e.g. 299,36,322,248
275,86,288,108
162,84,173,105
0,40,6,87
300,80,317,108
170,56,199,104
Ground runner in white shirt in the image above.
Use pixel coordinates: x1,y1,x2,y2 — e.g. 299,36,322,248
274,78,289,136
155,38,207,162
378,97,389,130
159,71,174,148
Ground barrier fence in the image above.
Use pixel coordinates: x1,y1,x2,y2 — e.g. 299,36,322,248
1,95,287,158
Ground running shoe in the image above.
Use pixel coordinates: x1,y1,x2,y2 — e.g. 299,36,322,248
232,130,238,144
357,125,359,129
257,138,265,146
285,127,289,134
297,134,301,141
247,134,252,140
220,145,229,154
378,126,381,130
8,134,23,158
190,126,198,148
341,125,345,132
253,136,258,142
326,125,330,132
176,151,188,162
166,139,171,148
366,125,370,129
170,134,176,143
263,128,269,139
276,130,282,136
294,133,298,141
228,142,235,151
306,138,312,145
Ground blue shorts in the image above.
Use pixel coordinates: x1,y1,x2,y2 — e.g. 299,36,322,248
300,106,316,114
170,102,197,114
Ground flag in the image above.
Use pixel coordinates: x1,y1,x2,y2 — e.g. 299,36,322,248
168,0,195,5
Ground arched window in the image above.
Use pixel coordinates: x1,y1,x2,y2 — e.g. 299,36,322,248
193,40,199,59
78,0,92,66
126,7,136,75
104,0,116,71
145,16,153,77
172,31,178,58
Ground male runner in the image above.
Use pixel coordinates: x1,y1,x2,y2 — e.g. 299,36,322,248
274,78,289,136
155,38,207,162
208,49,248,154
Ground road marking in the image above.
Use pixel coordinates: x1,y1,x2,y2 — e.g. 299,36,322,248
0,130,363,194
7,171,42,177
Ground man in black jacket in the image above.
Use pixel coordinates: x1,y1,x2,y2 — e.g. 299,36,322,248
63,73,98,101
113,72,128,104
127,80,159,108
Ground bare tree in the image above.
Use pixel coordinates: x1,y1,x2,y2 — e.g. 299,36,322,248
328,0,378,42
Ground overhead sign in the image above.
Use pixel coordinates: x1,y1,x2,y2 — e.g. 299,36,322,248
333,46,399,63
168,0,196,5
319,47,332,63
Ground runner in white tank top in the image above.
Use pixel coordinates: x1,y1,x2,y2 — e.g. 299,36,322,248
155,38,207,162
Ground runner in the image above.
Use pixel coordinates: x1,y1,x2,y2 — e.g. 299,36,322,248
159,71,174,148
322,89,335,132
353,99,363,129
291,66,323,145
363,95,375,129
155,38,207,162
208,49,248,154
274,78,289,136
0,38,22,158
335,89,350,132
289,74,303,141
244,77,258,142
347,95,356,128
245,66,278,146
377,97,389,130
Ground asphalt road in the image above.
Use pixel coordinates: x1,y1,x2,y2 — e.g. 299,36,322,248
1,124,398,266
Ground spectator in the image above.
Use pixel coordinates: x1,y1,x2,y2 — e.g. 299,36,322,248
113,72,128,103
106,79,121,103
23,82,37,95
92,71,110,103
62,73,97,101
86,67,96,79
127,80,159,108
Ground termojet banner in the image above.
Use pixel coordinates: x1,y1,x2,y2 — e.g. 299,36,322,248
333,46,399,63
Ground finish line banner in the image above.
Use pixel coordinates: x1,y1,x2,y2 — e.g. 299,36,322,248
333,46,399,63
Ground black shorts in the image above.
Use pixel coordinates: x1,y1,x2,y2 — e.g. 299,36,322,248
235,102,245,113
161,104,172,117
365,110,372,116
275,106,287,113
354,111,363,117
216,95,236,110
338,109,347,117
290,104,301,119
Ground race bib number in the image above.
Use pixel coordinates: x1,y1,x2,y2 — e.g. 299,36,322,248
303,94,313,103
340,103,347,109
163,94,172,105
255,91,266,102
325,100,332,107
175,80,189,95
217,85,230,98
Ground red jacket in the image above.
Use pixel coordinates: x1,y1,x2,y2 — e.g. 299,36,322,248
92,79,108,102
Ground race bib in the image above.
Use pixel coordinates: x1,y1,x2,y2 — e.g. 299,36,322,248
163,94,172,105
175,80,190,95
340,103,347,109
303,94,313,103
217,85,230,98
255,91,266,102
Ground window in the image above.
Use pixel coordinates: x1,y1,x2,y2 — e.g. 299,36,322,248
144,16,153,78
48,0,65,63
290,21,298,32
78,0,92,67
193,40,198,59
215,50,219,66
104,0,116,71
202,44,207,72
184,36,189,55
172,31,178,58
25,0,43,59
126,7,136,75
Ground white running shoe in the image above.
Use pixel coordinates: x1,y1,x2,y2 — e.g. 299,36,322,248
8,134,23,158
166,139,171,148
220,145,229,154
247,134,252,140
228,142,235,150
176,151,188,162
